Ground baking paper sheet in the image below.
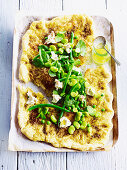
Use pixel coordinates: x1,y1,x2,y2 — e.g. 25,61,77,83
8,11,117,152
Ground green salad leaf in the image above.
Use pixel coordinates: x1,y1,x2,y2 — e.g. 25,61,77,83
53,90,58,95
39,48,48,63
86,106,96,116
76,40,86,56
32,58,44,67
48,69,56,77
55,32,65,42
64,99,74,107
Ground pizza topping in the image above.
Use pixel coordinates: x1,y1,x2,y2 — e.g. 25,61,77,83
52,93,61,103
79,95,86,102
85,81,96,96
55,79,63,90
60,117,71,128
63,43,71,53
27,92,38,105
50,115,57,124
29,31,101,134
45,31,56,44
76,40,86,56
85,86,96,96
68,125,75,134
75,47,80,53
51,51,58,61
72,66,81,73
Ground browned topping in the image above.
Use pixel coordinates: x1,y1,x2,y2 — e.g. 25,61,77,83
91,133,101,139
29,36,40,52
48,28,54,33
102,124,108,128
98,81,105,90
36,25,39,29
83,23,91,38
65,112,75,122
29,67,55,88
24,103,28,109
57,128,68,138
29,109,41,125
65,31,71,39
86,96,94,105
92,125,100,132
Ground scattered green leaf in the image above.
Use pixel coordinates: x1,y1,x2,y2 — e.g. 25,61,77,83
48,69,56,77
76,40,86,56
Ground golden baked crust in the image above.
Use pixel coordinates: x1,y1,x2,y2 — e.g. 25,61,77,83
18,66,113,151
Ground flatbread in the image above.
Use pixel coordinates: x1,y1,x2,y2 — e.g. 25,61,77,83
18,66,114,151
19,14,94,96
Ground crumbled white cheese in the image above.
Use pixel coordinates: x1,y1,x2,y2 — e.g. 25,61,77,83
55,79,63,90
60,117,71,128
73,66,81,73
45,31,56,44
75,48,80,53
63,43,71,53
85,86,96,96
52,94,61,103
79,95,86,102
27,92,38,105
51,51,58,61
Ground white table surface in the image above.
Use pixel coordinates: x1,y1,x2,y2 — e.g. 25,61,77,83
0,0,127,170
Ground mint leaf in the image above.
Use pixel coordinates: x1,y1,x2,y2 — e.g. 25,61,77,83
76,40,86,56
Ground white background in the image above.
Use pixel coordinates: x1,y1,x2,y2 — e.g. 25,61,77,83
0,0,127,170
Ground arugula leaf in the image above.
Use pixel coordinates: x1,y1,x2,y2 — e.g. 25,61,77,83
55,32,65,42
48,69,56,77
76,40,86,56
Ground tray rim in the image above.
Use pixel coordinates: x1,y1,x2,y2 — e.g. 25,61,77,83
8,11,118,152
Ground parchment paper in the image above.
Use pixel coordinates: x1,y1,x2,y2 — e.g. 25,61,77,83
8,11,117,152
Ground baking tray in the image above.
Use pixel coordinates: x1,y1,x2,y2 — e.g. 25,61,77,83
8,11,118,152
